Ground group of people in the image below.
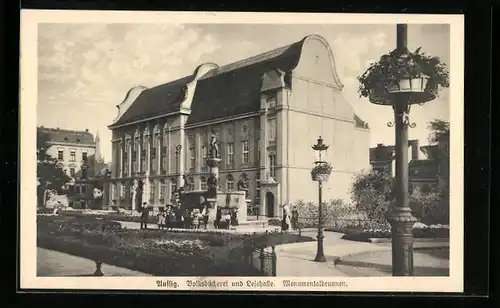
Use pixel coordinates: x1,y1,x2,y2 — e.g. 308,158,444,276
155,204,209,230
281,204,300,233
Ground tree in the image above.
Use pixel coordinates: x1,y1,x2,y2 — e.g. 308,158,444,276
427,119,450,144
37,129,71,206
350,170,447,226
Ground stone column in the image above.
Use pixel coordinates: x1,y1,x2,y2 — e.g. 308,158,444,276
136,136,141,174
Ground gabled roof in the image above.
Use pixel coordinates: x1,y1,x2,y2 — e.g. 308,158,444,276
38,127,95,145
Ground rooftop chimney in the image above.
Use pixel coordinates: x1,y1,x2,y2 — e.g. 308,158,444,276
408,140,419,160
85,129,89,132
377,143,384,147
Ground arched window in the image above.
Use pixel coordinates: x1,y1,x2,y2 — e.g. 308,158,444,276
200,176,207,191
149,180,155,202
226,174,234,191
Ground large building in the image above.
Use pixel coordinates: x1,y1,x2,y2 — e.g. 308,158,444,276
107,34,370,217
37,126,109,208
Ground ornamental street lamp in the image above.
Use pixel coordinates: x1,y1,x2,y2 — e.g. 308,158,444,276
311,136,332,263
375,24,432,276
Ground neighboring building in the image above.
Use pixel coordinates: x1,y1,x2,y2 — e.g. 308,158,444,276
369,137,450,192
37,126,110,209
107,34,370,217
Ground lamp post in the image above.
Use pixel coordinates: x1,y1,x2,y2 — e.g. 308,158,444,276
311,136,331,263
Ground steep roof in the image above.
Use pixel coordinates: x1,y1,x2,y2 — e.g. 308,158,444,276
111,35,367,128
38,126,95,145
112,75,195,127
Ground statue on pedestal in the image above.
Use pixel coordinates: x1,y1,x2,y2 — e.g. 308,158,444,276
131,179,138,210
209,133,219,159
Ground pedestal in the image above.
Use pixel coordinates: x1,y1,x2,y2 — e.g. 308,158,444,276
386,209,417,276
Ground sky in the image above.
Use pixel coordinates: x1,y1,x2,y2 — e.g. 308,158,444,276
37,23,450,163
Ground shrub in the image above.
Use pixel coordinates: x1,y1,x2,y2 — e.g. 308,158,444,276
292,199,359,229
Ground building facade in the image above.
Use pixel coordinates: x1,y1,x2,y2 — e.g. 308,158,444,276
107,35,370,217
369,137,450,192
37,126,109,209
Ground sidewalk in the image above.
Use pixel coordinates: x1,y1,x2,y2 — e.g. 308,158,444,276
37,247,151,277
273,231,449,277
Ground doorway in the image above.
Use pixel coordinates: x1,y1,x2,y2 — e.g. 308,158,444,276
265,191,275,217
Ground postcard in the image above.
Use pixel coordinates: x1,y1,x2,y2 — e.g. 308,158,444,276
20,10,464,292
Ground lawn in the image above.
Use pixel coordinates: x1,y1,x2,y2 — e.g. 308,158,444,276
37,214,314,276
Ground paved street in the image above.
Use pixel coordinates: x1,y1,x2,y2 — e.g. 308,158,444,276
37,247,151,277
274,231,449,277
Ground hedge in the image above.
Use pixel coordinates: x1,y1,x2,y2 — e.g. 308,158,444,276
341,227,449,242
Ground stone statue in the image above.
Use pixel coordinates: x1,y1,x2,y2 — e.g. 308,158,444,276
131,179,138,210
206,173,218,197
237,175,249,190
209,133,219,158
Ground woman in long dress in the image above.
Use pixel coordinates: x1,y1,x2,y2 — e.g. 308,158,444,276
281,204,291,233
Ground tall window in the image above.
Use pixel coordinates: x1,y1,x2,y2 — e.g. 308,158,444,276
81,167,87,179
255,172,261,205
162,146,168,174
81,185,87,194
58,150,64,160
141,138,147,172
132,142,138,173
70,151,76,162
200,176,207,190
201,145,208,172
268,118,277,142
241,140,249,164
159,180,166,201
241,122,248,136
269,154,277,178
227,143,234,165
226,174,234,191
70,168,75,177
82,152,87,162
123,152,129,175
149,180,155,202
151,143,157,174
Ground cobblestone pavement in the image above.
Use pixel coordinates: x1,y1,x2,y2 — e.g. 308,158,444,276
37,247,151,277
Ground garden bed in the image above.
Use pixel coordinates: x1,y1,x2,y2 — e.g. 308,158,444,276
37,215,313,276
37,215,255,276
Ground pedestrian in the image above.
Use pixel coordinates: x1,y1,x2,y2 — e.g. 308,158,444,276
183,209,191,229
191,209,200,229
201,206,209,229
157,207,166,230
281,204,291,233
140,202,150,229
291,205,299,230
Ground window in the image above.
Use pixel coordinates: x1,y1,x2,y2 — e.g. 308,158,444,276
269,154,276,178
170,179,177,201
82,152,87,162
81,167,87,179
255,173,261,205
150,180,155,202
227,143,234,165
242,140,249,164
242,122,248,135
70,151,76,162
226,174,234,191
70,168,75,177
200,176,207,190
201,145,208,172
58,150,64,160
268,118,277,142
123,152,129,175
189,147,195,172
111,184,116,200
159,180,166,201
162,146,168,174
81,185,87,194
267,97,277,109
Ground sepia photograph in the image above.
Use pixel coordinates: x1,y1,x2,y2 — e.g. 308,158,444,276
20,11,464,292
